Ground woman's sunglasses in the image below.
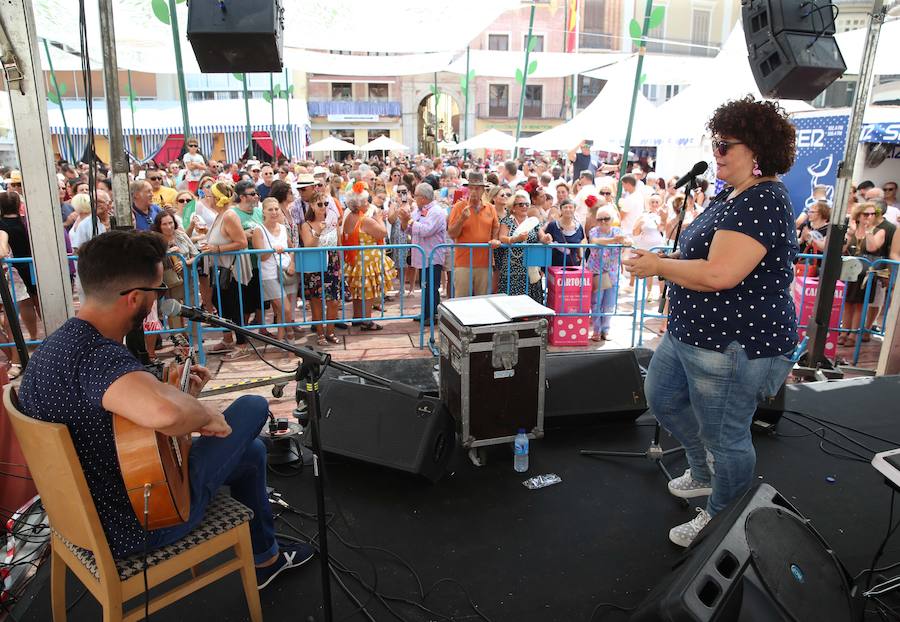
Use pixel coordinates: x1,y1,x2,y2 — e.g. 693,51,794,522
712,139,744,156
177,198,190,204
597,217,612,222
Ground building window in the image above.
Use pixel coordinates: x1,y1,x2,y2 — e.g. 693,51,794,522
332,82,352,100
488,34,509,51
524,85,543,117
691,9,711,46
333,129,356,143
523,34,544,52
581,0,613,50
489,84,509,117
578,76,604,101
368,83,389,101
367,130,385,144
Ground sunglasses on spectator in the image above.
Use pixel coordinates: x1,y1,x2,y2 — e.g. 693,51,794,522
513,201,529,207
316,201,326,207
599,191,612,196
398,190,408,195
712,139,744,156
884,186,897,192
9,182,21,187
499,193,511,198
243,191,258,197
188,144,198,148
177,198,191,203
119,284,168,297
597,217,612,222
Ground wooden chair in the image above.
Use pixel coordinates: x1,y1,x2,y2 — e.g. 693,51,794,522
3,385,263,622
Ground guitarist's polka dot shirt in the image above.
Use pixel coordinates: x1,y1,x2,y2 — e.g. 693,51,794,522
19,317,146,558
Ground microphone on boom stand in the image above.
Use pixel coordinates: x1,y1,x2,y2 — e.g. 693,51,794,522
657,161,708,314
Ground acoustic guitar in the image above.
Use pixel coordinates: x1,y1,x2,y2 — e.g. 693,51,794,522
113,343,194,530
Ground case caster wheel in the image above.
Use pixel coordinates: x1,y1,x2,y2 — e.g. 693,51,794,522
468,447,487,467
272,383,287,398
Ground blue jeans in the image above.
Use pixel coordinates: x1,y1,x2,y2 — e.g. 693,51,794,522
591,280,617,333
421,264,443,321
645,334,793,516
147,395,278,564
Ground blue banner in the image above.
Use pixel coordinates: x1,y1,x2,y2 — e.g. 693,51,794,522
781,114,848,218
860,122,900,144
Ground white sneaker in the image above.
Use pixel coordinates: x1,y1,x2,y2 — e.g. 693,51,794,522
669,508,711,548
668,469,713,499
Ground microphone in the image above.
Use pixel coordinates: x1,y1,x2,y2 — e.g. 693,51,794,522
673,161,708,189
158,298,209,322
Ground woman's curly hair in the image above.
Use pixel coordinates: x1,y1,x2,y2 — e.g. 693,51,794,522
707,95,796,176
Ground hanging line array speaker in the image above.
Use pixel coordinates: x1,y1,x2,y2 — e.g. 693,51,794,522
187,0,284,73
742,0,846,101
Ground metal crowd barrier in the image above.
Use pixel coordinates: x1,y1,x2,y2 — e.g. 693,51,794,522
189,244,426,365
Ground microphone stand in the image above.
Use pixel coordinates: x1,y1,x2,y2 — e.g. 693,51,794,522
657,175,696,314
179,306,422,622
579,177,698,508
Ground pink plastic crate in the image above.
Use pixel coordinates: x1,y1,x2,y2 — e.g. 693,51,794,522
548,267,592,346
793,276,845,357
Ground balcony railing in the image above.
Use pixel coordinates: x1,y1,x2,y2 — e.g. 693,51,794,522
307,100,402,117
477,102,565,119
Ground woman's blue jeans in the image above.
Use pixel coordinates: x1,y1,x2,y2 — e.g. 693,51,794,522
146,395,278,564
645,334,793,516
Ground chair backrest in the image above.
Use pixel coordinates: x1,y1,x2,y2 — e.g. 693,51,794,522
4,385,110,554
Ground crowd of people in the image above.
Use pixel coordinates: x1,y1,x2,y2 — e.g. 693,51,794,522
0,135,897,369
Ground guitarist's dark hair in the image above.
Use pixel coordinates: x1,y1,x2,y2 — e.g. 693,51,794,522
77,230,167,302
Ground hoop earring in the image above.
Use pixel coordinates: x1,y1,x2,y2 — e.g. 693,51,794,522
752,159,762,177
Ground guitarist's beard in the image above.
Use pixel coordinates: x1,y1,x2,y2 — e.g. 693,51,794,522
131,298,155,332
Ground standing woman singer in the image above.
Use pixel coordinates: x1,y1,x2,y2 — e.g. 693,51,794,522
624,96,799,547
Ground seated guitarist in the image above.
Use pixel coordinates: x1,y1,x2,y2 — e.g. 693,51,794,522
19,230,313,590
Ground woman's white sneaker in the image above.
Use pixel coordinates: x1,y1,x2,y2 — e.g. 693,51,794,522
668,469,713,499
669,508,711,547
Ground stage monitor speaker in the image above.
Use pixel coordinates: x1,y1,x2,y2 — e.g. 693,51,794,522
544,349,648,424
742,0,846,101
187,0,283,73
630,483,860,622
308,372,456,482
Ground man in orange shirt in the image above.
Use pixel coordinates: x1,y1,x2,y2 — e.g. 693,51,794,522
447,172,499,296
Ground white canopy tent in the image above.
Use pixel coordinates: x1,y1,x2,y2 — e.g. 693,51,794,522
444,50,627,79
835,18,900,75
305,136,357,152
361,135,409,152
517,60,660,151
582,53,715,85
34,0,522,73
453,129,517,152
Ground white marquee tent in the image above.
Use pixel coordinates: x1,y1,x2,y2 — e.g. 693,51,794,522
454,129,517,152
305,136,357,152
361,135,410,152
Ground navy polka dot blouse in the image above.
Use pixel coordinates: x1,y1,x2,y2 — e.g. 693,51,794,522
668,181,799,359
19,318,146,557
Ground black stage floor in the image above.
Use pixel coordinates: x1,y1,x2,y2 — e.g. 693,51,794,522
15,366,900,621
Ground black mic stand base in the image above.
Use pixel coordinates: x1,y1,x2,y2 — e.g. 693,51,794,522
580,423,688,508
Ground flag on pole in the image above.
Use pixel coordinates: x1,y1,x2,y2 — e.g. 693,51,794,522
566,0,578,53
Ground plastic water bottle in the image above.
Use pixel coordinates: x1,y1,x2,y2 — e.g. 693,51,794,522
514,428,529,473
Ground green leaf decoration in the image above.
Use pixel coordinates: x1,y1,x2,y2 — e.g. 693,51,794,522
262,91,272,104
629,18,641,40
639,73,648,86
288,84,295,95
527,36,539,53
649,6,666,29
151,0,170,25
527,59,537,75
515,68,524,85
460,76,467,91
48,90,59,105
273,84,282,98
58,82,67,95
175,0,186,4
233,73,244,81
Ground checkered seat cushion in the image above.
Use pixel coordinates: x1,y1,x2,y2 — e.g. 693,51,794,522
57,493,254,580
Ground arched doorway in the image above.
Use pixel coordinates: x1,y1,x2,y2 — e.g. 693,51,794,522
417,94,459,157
